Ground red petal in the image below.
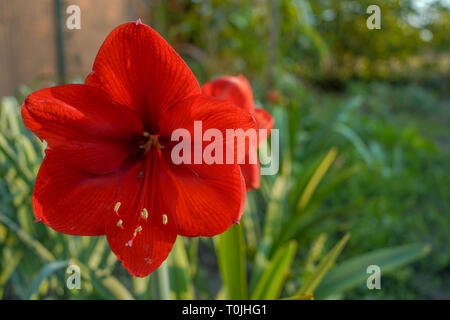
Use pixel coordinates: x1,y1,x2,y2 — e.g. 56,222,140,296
201,75,254,113
241,108,272,190
33,152,121,236
22,85,143,174
158,94,257,177
167,162,246,237
105,149,178,277
86,22,200,130
158,94,251,236
240,162,261,190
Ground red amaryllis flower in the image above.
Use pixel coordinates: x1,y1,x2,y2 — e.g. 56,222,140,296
21,20,256,277
202,75,274,190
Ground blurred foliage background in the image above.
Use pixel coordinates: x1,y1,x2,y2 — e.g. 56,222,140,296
0,0,448,300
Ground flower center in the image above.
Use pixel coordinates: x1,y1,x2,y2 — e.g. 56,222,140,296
139,132,164,152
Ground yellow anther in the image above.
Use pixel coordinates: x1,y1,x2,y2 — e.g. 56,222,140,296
141,208,148,219
143,132,150,137
116,219,123,228
114,202,121,213
134,225,142,236
162,214,168,225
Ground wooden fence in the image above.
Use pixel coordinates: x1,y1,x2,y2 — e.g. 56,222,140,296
0,0,148,96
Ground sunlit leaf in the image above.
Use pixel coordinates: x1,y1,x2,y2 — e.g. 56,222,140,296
168,237,194,300
215,224,247,299
297,233,350,295
251,240,297,300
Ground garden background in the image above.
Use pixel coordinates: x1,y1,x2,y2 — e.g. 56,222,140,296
0,0,448,300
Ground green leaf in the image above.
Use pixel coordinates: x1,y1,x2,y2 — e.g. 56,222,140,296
1,97,21,136
315,243,431,298
75,260,135,300
251,240,297,300
262,173,289,240
132,276,151,299
215,224,247,299
334,123,373,167
0,134,34,185
297,233,350,295
25,260,69,300
87,237,107,269
275,148,341,248
101,276,135,300
304,233,328,270
292,0,330,71
157,260,171,300
168,237,194,300
0,249,22,298
0,213,55,262
297,147,338,210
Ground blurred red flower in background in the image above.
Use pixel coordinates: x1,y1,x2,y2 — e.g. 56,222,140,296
21,20,256,277
202,75,274,190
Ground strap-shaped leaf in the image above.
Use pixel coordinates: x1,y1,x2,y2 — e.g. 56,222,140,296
75,260,135,300
25,260,69,299
0,213,55,262
251,240,297,300
315,243,431,298
297,147,338,210
168,237,194,300
297,233,350,295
